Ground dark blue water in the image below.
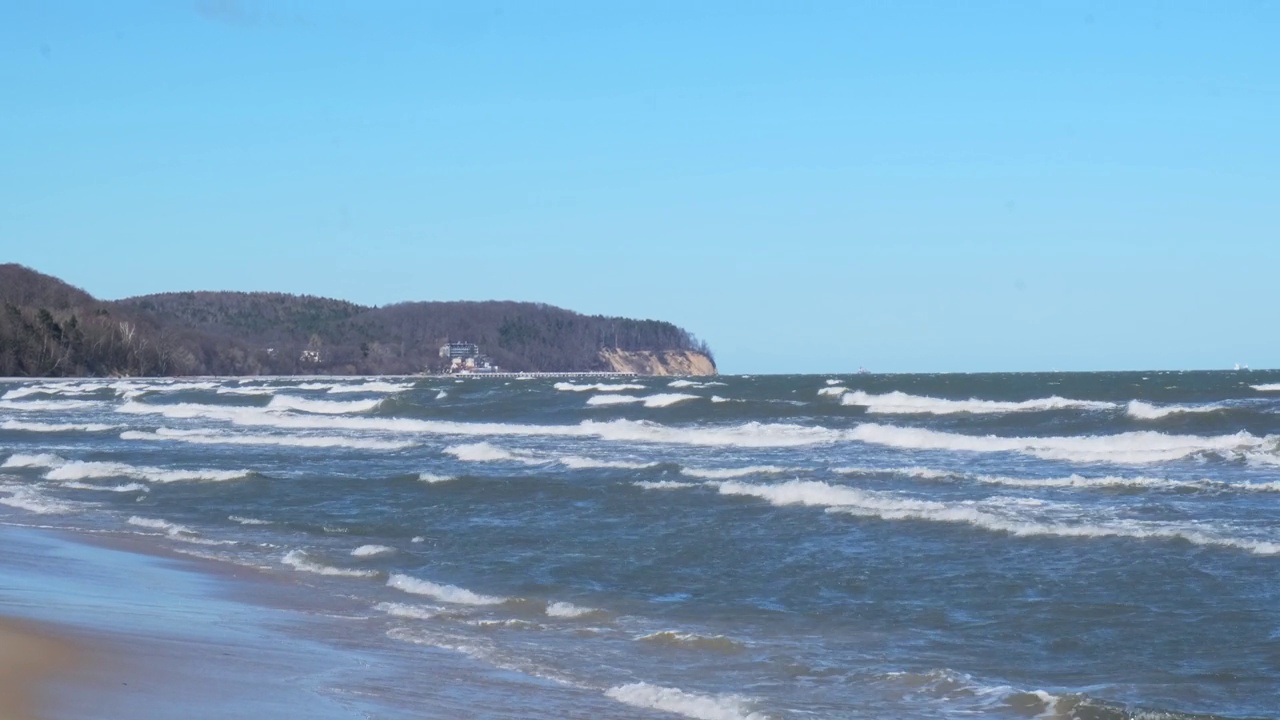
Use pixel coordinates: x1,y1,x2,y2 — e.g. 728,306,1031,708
2,372,1279,719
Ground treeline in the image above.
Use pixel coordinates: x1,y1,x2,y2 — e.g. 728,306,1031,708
0,264,713,377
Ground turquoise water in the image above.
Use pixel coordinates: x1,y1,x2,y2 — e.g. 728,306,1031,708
2,372,1279,719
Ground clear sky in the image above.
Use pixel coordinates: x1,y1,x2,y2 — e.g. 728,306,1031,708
3,2,1277,374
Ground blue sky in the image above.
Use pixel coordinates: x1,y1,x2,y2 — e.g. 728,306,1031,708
3,1,1277,373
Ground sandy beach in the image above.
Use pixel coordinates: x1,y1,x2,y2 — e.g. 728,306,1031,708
0,526,393,720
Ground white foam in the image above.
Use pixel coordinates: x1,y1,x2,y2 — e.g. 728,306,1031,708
817,386,848,397
375,601,443,620
636,631,745,652
282,550,379,577
387,573,508,605
557,455,659,470
710,396,732,403
59,481,149,493
2,420,122,433
545,601,602,618
0,399,100,412
635,480,699,490
2,453,66,469
45,460,250,484
667,380,725,389
1252,383,1280,392
435,390,448,400
681,465,793,480
216,386,277,396
0,486,79,514
229,515,271,525
554,382,646,392
841,390,1117,415
849,422,1275,464
1126,400,1228,420
587,393,700,408
327,381,412,394
122,428,415,451
267,395,382,414
418,472,457,483
604,682,768,720
128,515,197,536
717,480,1280,555
834,465,957,479
825,379,843,385
444,442,539,464
970,473,1280,493
116,401,847,448
351,544,396,558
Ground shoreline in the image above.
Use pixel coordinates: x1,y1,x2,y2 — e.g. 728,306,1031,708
0,525,391,720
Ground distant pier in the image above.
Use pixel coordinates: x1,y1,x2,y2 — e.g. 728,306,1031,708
428,371,638,379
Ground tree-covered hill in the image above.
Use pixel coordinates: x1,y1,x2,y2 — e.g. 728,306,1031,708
0,264,714,377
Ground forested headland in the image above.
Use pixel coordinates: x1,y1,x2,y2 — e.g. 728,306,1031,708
0,264,715,377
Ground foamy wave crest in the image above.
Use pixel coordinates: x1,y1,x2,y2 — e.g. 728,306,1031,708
387,573,508,605
817,386,848,397
668,380,726,388
2,453,66,469
545,601,602,618
59,481,149,493
229,515,271,525
635,480,698,490
121,428,415,450
604,683,769,720
418,472,457,483
351,544,396,558
45,460,250,484
0,485,79,514
681,465,794,480
1252,383,1280,392
128,516,199,537
327,381,413,394
555,382,646,392
718,480,1280,555
267,395,383,414
216,386,277,396
841,390,1117,415
557,455,659,470
834,465,957,480
117,401,848,448
969,473,1280,493
1126,400,1229,420
0,399,100,412
2,420,122,433
849,423,1274,464
587,393,700,408
444,442,540,464
375,601,443,620
282,550,379,577
636,631,745,653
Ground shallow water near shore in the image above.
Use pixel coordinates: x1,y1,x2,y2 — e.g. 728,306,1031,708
2,371,1279,719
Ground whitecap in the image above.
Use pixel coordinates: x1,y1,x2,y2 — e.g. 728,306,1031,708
282,549,379,577
267,395,383,414
841,390,1117,415
418,472,457,483
681,465,793,480
587,393,700,408
45,460,250,484
604,682,768,720
375,601,443,620
387,573,508,605
2,420,122,433
122,428,415,451
545,601,602,618
1252,383,1280,392
351,544,396,558
443,442,540,464
554,382,646,392
1126,400,1228,420
635,480,699,490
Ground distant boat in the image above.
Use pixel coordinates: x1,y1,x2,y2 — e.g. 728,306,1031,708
856,366,871,375
1234,363,1250,371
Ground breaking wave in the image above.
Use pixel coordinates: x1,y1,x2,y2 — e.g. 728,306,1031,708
545,601,603,618
636,631,745,653
557,455,659,470
586,393,700,408
282,549,379,577
849,423,1277,464
121,428,415,450
0,485,80,514
554,382,646,392
351,544,396,558
604,682,769,720
680,465,794,480
443,442,539,464
387,573,509,605
1252,383,1280,392
840,390,1117,415
327,381,413,394
418,472,457,483
1,420,121,433
635,480,699,490
375,601,442,620
715,480,1280,555
266,395,383,414
0,399,101,412
1126,400,1229,420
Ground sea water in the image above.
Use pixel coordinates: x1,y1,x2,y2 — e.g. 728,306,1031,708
1,372,1278,719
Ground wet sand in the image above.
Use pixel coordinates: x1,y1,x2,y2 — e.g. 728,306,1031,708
0,526,389,720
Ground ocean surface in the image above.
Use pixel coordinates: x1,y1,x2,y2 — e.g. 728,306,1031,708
2,371,1279,720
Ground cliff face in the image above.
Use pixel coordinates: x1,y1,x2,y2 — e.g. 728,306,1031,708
598,349,717,376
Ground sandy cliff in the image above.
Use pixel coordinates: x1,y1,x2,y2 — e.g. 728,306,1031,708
598,349,717,376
